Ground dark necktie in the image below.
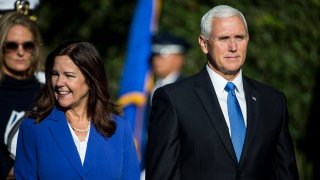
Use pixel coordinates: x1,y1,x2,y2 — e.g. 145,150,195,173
225,82,246,162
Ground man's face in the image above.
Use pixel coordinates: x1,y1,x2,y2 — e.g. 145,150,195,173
199,15,249,80
152,53,184,79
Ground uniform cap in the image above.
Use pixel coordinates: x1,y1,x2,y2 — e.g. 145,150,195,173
152,32,190,55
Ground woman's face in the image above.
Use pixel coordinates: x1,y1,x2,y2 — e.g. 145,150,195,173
51,55,90,111
2,25,35,79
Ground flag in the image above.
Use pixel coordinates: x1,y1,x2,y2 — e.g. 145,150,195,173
118,0,160,170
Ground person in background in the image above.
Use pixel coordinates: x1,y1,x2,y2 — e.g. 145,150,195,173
0,11,44,179
149,32,190,102
140,32,190,180
14,41,140,179
146,5,299,180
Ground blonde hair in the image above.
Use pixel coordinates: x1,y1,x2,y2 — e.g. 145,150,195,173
0,12,43,80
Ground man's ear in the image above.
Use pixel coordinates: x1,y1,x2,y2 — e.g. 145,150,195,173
198,35,208,54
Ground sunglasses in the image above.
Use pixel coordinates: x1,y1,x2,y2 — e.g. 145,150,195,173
3,41,35,53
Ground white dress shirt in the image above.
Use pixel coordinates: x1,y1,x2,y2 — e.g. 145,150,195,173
206,65,247,135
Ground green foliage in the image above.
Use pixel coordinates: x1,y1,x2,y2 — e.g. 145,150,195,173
34,0,319,178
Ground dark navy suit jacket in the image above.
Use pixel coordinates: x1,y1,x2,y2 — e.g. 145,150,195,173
14,106,140,179
146,67,299,180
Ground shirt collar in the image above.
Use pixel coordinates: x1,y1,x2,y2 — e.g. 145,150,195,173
156,72,180,87
206,64,244,95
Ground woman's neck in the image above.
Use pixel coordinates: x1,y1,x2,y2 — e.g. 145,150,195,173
3,68,29,80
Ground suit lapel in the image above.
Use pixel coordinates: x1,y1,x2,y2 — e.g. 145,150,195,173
82,124,100,176
194,68,238,163
48,107,84,177
239,76,260,163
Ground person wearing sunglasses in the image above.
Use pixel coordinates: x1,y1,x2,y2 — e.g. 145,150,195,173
0,11,44,179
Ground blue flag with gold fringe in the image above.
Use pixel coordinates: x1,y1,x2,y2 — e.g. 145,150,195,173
118,0,159,170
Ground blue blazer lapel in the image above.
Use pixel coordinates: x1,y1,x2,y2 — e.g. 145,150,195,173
194,68,238,163
47,107,84,176
239,76,260,163
82,124,100,176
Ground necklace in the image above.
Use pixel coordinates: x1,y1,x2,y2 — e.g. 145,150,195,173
66,116,90,133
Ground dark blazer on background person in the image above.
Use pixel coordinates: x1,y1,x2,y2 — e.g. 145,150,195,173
14,106,140,179
146,67,298,180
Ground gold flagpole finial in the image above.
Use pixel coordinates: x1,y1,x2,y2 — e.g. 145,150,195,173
14,0,37,21
15,0,30,15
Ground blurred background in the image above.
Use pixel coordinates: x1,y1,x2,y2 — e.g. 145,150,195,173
31,0,319,179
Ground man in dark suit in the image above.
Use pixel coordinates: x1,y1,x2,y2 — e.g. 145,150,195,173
146,5,299,180
140,32,190,180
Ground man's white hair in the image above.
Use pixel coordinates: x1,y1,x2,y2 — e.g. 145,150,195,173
200,5,248,39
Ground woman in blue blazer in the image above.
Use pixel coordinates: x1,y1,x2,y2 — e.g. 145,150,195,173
14,41,140,179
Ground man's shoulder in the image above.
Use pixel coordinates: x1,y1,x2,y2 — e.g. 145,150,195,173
162,72,200,91
244,75,284,96
169,69,205,86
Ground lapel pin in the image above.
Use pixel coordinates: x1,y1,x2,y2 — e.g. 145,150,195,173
252,96,256,101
